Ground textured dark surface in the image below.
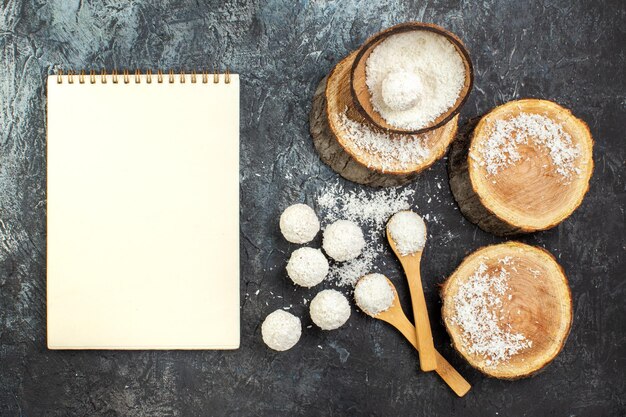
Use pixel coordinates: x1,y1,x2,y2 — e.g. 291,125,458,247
1,0,625,415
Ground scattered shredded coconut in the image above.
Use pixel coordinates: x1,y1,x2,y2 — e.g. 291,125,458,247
317,182,414,286
451,260,532,367
261,310,302,351
322,220,365,262
354,273,395,316
309,289,351,330
286,247,329,288
366,31,466,130
334,110,430,172
387,211,427,256
476,112,582,182
279,203,320,244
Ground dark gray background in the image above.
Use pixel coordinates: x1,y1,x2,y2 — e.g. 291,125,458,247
1,0,624,416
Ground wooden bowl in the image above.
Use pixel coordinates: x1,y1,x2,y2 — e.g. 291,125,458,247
350,22,474,135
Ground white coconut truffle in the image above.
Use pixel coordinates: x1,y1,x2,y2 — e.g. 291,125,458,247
354,273,395,316
381,70,424,111
279,203,320,244
286,247,329,288
322,220,365,262
387,211,427,256
309,289,351,330
261,310,302,351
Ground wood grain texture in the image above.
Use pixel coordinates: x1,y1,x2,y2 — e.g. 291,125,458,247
441,242,573,379
449,99,593,235
387,222,438,372
310,76,418,187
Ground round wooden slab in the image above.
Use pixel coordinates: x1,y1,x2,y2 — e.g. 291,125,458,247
448,99,593,235
441,242,572,379
310,51,458,187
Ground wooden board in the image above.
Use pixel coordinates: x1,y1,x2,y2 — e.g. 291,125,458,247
441,242,572,379
310,51,459,187
448,99,593,235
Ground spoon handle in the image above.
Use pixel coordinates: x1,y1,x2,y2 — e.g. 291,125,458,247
402,254,438,372
393,313,471,397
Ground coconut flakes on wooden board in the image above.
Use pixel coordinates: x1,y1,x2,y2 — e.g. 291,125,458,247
333,109,430,172
451,257,533,367
474,112,582,182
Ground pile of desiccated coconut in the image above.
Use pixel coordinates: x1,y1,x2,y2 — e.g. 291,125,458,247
333,109,431,172
317,182,415,287
477,113,582,182
450,257,533,367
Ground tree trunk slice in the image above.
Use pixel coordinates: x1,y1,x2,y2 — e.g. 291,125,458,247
309,51,458,187
441,242,572,379
448,99,593,235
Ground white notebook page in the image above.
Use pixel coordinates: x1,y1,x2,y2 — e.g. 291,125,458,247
46,74,239,349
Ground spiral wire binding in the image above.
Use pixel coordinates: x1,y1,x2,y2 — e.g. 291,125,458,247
56,68,232,84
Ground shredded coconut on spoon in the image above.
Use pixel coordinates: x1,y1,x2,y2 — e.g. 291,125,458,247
387,211,427,256
354,273,395,316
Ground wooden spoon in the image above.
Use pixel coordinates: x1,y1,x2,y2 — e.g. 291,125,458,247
387,213,437,372
357,275,471,397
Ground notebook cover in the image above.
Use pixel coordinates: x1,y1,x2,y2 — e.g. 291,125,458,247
46,73,240,349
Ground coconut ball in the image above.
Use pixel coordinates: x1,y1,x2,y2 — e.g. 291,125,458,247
286,247,329,288
279,203,320,244
261,309,302,351
322,220,365,262
309,289,351,330
387,211,427,256
354,273,395,316
381,70,424,111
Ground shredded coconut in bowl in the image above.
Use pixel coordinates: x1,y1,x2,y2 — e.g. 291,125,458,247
365,30,466,130
381,70,424,111
354,273,395,316
387,211,427,256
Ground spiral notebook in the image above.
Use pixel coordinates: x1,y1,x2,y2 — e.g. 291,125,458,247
46,70,239,350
